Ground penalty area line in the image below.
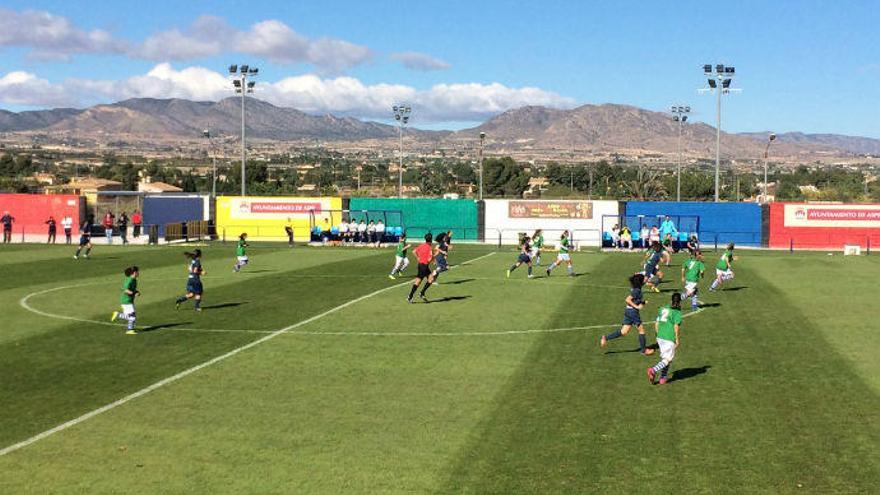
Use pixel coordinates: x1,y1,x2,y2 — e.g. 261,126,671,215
0,251,496,457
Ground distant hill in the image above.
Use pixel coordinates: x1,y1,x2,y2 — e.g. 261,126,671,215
452,103,873,159
1,98,878,159
1,97,429,141
739,131,880,156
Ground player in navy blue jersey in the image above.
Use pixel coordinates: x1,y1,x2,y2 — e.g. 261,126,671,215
507,235,534,279
600,273,655,355
74,219,93,259
643,242,664,293
175,249,205,311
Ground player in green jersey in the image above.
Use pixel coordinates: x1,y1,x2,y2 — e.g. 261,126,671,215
546,230,574,277
647,293,683,385
389,233,412,279
233,233,249,273
709,242,736,292
681,250,705,311
531,229,545,265
111,266,140,335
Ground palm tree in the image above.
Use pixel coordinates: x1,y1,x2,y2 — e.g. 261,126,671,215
626,164,668,200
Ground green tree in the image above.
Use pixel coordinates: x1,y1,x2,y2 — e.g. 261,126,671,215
483,157,530,197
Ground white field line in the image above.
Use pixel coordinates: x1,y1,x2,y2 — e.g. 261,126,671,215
0,252,496,457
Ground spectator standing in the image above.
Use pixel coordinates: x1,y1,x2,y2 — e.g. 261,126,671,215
285,220,294,247
659,215,678,248
375,220,385,246
610,224,621,249
61,215,73,244
102,211,115,244
1,211,13,243
131,210,142,238
46,216,57,244
117,211,129,245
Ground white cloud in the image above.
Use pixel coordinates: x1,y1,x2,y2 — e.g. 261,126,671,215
0,65,576,123
132,16,372,72
0,9,125,60
391,52,452,71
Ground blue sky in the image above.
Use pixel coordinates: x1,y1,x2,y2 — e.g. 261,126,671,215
1,0,878,136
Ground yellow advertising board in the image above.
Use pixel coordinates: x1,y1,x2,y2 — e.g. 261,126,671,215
215,196,342,241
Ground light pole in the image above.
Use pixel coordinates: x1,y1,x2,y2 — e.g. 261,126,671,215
392,104,411,197
670,105,691,201
763,133,776,203
700,63,740,202
202,129,218,198
478,131,486,200
229,64,258,196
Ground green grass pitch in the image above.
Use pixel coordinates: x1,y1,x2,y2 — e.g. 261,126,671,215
0,242,878,493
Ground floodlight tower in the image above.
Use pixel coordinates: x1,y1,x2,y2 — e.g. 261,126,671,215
229,64,258,196
700,63,740,202
202,129,218,197
670,105,691,201
478,131,486,200
763,133,776,203
392,104,412,197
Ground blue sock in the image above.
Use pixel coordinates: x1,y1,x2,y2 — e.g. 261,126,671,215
194,299,201,309
638,333,647,352
605,330,623,340
527,266,532,276
509,264,517,272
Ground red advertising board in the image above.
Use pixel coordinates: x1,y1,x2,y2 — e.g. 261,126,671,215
0,194,82,235
769,203,880,250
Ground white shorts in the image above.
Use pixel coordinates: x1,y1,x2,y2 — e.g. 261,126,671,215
557,253,571,262
716,269,733,279
658,338,676,362
120,304,135,316
684,281,698,294
237,256,249,263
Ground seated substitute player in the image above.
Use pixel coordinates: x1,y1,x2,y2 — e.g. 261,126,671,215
643,242,664,293
685,234,700,256
74,220,93,259
709,242,736,292
507,235,534,279
546,230,575,277
600,273,655,355
681,250,705,311
407,233,435,303
233,233,249,272
111,266,140,335
176,249,205,311
647,293,683,385
389,233,412,279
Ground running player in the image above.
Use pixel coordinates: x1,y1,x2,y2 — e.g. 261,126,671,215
74,219,93,259
389,233,412,279
709,242,736,292
546,230,574,277
407,233,435,303
531,229,544,265
507,235,534,279
431,231,452,283
233,233,249,272
600,273,655,355
643,242,664,293
681,250,705,311
647,293,683,385
111,266,140,335
175,249,205,311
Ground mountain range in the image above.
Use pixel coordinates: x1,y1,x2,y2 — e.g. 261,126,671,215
2,98,878,160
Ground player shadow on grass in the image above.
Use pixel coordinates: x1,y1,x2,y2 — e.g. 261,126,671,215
239,269,274,274
697,302,722,308
444,278,475,285
199,302,248,310
424,295,472,304
138,322,190,332
671,365,711,382
721,286,749,291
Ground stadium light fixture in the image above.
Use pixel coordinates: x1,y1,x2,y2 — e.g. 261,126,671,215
393,104,413,197
700,62,741,202
762,133,777,204
203,129,219,198
230,64,258,196
671,104,691,201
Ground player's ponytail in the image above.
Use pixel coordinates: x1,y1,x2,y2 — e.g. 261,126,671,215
671,292,682,310
629,273,645,288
